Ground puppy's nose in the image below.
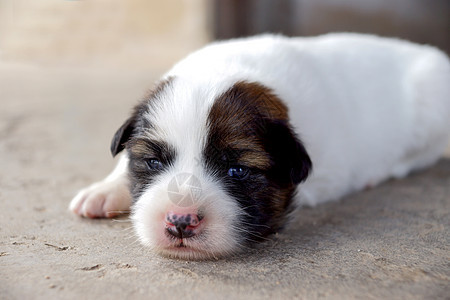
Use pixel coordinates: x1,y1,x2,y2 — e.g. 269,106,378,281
165,212,203,239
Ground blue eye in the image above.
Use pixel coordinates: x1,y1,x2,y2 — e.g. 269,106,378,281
146,159,164,171
227,166,249,180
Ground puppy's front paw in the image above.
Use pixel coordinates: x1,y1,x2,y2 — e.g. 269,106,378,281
69,179,131,218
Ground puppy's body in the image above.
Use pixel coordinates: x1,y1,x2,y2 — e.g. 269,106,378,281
70,33,450,259
166,33,450,205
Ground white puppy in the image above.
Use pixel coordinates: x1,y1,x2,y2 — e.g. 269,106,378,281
70,33,450,259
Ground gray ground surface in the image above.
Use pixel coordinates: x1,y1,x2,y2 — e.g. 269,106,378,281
1,63,449,300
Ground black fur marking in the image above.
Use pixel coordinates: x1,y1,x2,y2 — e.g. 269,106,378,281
110,101,149,157
127,138,176,199
264,120,312,186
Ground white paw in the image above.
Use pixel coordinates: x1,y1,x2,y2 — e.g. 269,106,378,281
69,178,132,218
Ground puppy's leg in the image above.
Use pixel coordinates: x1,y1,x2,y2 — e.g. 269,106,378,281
70,154,131,218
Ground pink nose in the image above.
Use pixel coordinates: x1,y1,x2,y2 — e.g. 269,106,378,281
165,212,203,239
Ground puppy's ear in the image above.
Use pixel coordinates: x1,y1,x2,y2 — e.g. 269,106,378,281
264,121,312,186
110,116,136,157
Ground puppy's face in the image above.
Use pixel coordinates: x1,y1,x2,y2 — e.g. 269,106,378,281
111,78,311,259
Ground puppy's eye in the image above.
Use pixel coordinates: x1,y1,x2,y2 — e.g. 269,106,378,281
227,166,249,180
145,159,164,171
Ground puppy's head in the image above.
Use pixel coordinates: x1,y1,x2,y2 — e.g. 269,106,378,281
111,78,311,259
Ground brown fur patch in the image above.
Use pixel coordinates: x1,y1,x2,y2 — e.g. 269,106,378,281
206,81,289,170
128,138,154,158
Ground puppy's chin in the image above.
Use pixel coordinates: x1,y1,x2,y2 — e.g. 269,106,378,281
130,177,244,260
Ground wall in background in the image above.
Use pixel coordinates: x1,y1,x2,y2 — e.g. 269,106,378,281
212,0,450,54
1,0,448,71
0,0,209,71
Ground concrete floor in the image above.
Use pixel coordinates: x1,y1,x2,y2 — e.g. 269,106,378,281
0,62,449,300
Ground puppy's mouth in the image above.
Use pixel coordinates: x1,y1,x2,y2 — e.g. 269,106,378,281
166,229,189,249
164,228,201,248
160,227,220,259
171,240,193,249
175,242,186,248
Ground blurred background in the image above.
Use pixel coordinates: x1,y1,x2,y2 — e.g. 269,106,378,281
0,0,449,162
0,0,449,72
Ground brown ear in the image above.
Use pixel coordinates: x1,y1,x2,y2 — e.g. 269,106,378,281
110,116,136,157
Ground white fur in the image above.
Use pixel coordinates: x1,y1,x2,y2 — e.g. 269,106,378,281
70,33,450,257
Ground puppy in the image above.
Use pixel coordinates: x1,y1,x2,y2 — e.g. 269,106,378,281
70,33,450,259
